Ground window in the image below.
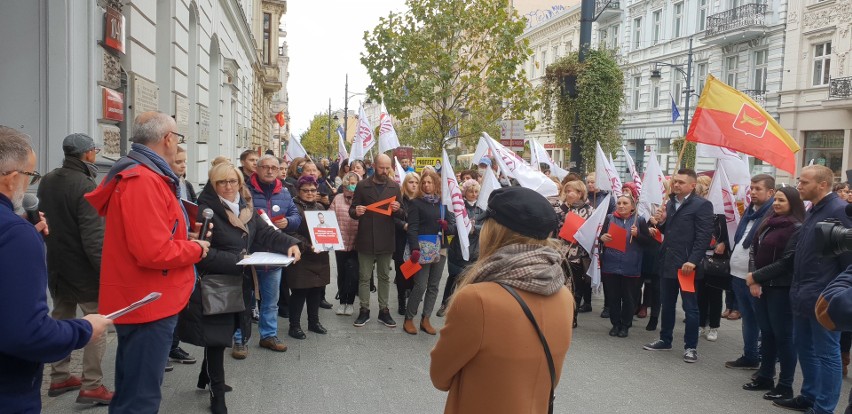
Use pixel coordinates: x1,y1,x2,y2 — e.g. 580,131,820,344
696,62,708,94
652,10,662,44
672,70,683,107
803,130,844,179
530,56,536,78
753,50,768,91
658,139,671,154
609,25,619,49
633,76,641,110
263,13,272,65
652,84,660,108
633,18,642,49
673,3,683,38
599,29,608,47
813,42,832,86
698,0,707,31
725,56,739,87
541,51,547,68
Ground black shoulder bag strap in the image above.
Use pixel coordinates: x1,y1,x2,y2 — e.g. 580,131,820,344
497,283,556,414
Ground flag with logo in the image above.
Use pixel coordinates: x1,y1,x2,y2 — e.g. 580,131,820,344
394,156,406,183
595,142,622,197
622,145,642,193
441,149,471,260
530,139,569,180
482,134,558,197
378,105,400,153
637,149,666,220
686,75,800,173
349,129,364,162
356,104,375,154
707,161,741,241
574,194,611,287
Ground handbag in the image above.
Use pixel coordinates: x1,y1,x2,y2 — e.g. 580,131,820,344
703,254,731,290
199,273,246,316
403,234,441,264
497,283,556,414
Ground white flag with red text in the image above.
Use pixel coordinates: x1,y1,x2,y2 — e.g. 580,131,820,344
708,161,741,241
349,129,364,162
394,156,406,184
595,142,622,197
482,134,558,197
574,194,611,287
378,105,400,154
442,149,471,260
356,104,375,155
622,145,642,193
530,139,569,181
637,149,666,220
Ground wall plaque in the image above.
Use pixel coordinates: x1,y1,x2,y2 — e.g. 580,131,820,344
132,75,158,113
174,95,189,136
198,104,210,143
100,124,122,159
102,87,124,122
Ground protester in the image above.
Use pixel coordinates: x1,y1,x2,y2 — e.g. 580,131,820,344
437,179,485,317
37,133,114,404
640,214,663,331
298,160,334,308
644,168,713,363
168,146,197,367
330,172,361,316
238,149,259,183
335,160,352,188
350,159,367,179
555,180,595,322
394,172,419,315
815,262,852,414
236,155,301,357
586,172,616,213
697,205,730,343
0,127,112,412
401,157,415,173
430,186,571,414
599,194,653,338
742,186,804,400
177,162,300,414
84,111,211,412
774,165,852,413
349,154,402,328
402,170,451,335
285,157,307,191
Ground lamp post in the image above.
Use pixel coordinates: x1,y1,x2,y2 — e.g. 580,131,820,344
650,38,694,138
341,73,371,150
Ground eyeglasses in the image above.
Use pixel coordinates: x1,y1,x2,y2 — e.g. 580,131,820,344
259,165,280,171
299,188,318,193
171,131,186,144
2,170,41,185
215,179,239,187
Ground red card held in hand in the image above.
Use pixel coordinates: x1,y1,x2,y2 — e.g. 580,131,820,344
400,260,422,280
558,212,586,243
677,269,696,293
604,224,628,252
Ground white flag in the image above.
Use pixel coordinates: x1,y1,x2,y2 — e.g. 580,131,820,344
477,166,501,210
287,134,308,161
349,130,364,162
530,139,569,180
622,145,642,193
696,143,742,161
471,137,490,169
573,194,611,287
378,105,400,154
595,142,622,197
442,150,472,261
394,156,406,184
482,133,558,197
337,126,348,161
722,154,752,203
637,149,666,220
708,161,741,241
356,104,375,154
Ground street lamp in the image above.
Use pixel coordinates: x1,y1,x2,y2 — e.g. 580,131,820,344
650,38,694,138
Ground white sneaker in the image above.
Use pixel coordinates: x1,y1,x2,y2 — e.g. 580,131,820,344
699,327,706,337
335,304,346,315
706,328,718,342
344,304,355,316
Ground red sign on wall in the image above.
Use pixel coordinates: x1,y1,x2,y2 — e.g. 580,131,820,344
103,8,125,55
102,88,124,122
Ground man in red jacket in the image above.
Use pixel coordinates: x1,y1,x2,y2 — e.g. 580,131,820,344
86,111,210,413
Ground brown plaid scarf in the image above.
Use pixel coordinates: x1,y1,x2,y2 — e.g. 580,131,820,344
467,243,567,296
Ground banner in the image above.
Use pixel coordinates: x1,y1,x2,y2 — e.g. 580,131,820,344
441,149,471,260
595,142,622,197
530,139,568,181
349,128,365,162
378,105,400,153
356,104,375,154
637,149,666,220
304,211,344,252
574,194,611,287
482,134,557,197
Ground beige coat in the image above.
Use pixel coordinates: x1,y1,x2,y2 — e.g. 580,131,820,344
430,282,574,414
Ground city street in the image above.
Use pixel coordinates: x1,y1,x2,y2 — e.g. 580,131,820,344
41,261,852,414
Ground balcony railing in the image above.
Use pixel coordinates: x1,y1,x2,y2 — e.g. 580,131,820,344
742,89,766,107
828,76,852,99
705,3,767,37
595,0,620,15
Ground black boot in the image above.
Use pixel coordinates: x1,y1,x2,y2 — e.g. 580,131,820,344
646,316,658,331
210,387,228,414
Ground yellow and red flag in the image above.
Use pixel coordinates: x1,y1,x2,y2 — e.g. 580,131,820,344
275,111,286,128
686,75,800,174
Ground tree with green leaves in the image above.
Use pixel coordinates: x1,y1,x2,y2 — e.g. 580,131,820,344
540,48,624,172
362,0,535,155
299,113,335,159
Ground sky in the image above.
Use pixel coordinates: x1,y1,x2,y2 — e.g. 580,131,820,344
285,0,408,136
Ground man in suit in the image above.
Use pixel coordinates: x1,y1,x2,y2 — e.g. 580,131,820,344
349,154,403,328
643,168,714,363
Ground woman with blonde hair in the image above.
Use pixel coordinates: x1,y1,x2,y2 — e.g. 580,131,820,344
431,186,573,414
556,180,595,320
394,172,420,315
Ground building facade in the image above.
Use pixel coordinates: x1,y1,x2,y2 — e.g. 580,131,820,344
777,0,852,182
0,0,281,185
271,24,290,156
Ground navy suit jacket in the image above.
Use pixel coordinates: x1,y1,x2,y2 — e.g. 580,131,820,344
657,192,715,279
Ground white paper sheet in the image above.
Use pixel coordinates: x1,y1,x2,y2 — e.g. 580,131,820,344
236,252,295,267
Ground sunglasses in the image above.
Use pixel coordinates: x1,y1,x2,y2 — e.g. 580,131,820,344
2,170,41,185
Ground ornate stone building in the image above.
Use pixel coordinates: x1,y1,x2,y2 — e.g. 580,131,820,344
252,0,286,153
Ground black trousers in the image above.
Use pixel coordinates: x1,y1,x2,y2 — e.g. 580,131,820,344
201,346,226,392
697,277,723,328
602,273,640,328
570,261,591,306
278,269,290,310
441,261,466,305
289,287,322,328
641,272,661,318
394,259,415,305
335,251,360,304
841,331,851,353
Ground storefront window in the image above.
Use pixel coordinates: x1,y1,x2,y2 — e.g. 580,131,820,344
803,130,844,180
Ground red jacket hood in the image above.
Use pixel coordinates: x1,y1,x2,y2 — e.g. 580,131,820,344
250,173,283,195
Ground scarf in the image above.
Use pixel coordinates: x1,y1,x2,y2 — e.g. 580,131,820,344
465,243,566,296
734,198,773,248
423,194,440,204
131,143,188,225
219,194,241,217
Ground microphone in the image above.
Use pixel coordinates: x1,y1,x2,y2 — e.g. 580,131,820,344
22,194,41,225
198,208,214,242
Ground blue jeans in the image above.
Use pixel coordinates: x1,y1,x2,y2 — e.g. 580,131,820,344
235,267,282,342
754,287,796,387
110,315,177,414
660,276,699,349
731,277,760,363
794,313,842,414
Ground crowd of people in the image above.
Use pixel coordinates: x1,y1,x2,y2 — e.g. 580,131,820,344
1,110,852,414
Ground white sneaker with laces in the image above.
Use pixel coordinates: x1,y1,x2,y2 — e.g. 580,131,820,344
706,328,718,342
335,304,346,315
344,304,355,316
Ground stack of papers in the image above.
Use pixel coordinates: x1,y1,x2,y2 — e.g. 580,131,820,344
236,252,295,267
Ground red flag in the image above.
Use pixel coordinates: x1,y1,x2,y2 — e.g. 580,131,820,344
275,111,285,128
